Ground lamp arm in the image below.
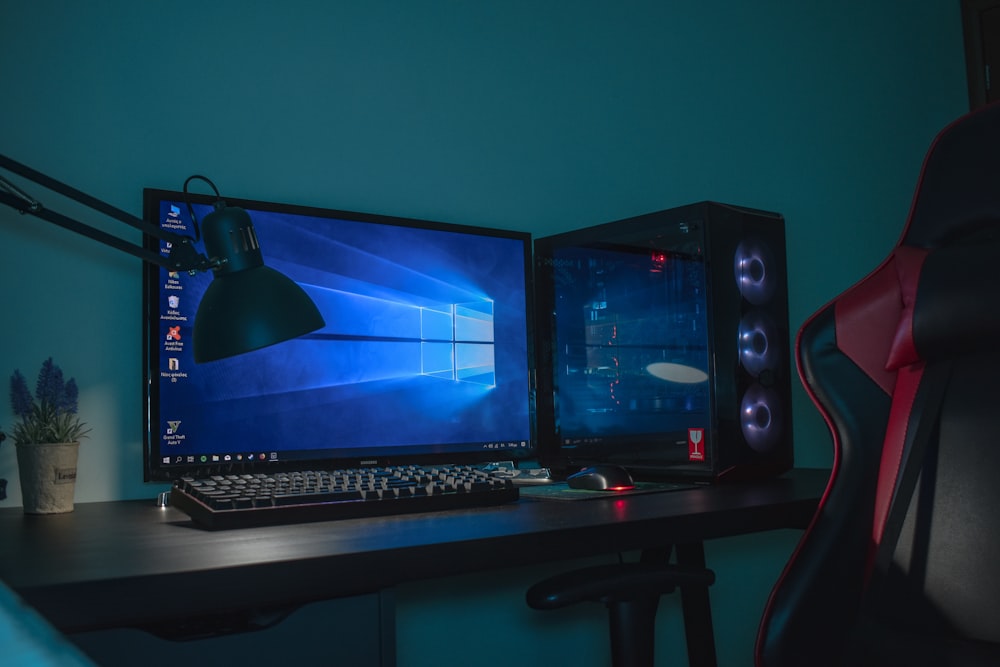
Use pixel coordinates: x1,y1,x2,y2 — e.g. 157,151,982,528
0,153,216,273
0,189,209,271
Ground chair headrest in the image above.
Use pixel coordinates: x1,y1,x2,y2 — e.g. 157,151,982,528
903,103,1000,247
887,227,1000,370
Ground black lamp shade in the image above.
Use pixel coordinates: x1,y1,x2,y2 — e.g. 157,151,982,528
192,205,325,362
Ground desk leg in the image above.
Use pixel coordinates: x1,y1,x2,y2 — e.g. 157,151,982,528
379,589,396,667
640,544,717,667
675,542,717,667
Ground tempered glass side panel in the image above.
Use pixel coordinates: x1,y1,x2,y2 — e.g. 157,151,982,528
534,215,715,477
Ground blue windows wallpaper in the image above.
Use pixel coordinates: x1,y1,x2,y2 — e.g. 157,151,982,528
144,194,533,480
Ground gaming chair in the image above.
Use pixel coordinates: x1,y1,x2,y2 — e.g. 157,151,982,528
756,101,1000,666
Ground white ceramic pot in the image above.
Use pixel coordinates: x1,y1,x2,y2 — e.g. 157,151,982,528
16,441,79,514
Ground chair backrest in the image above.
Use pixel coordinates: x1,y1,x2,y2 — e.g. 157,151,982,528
755,102,1000,667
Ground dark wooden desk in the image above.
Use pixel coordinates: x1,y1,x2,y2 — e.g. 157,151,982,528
0,468,827,637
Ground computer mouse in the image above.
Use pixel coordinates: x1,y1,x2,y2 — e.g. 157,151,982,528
566,465,635,491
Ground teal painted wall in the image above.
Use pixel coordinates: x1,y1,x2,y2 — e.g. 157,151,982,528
0,1,968,665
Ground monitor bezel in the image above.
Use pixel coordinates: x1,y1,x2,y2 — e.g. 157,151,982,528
141,189,536,482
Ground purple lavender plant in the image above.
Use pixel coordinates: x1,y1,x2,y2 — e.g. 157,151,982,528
10,370,33,419
8,358,90,445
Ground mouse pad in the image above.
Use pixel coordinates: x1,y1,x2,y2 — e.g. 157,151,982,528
518,481,697,501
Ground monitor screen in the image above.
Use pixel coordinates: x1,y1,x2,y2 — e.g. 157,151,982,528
142,191,535,482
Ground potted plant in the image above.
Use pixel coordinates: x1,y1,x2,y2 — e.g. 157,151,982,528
9,358,89,513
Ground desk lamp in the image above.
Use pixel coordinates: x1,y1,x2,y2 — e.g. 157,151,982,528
0,153,325,362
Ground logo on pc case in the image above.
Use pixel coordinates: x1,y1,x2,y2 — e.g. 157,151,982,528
688,428,705,462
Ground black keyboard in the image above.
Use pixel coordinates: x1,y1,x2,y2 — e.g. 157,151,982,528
170,464,519,530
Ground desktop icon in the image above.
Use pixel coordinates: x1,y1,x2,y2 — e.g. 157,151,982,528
168,295,180,309
166,326,181,341
167,420,181,435
168,358,180,371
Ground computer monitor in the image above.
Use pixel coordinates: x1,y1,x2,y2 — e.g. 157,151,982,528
533,202,793,482
142,190,535,482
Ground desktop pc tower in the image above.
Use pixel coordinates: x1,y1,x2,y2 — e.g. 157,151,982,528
533,201,793,482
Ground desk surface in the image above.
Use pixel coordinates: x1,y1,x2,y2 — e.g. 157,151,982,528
0,468,828,633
